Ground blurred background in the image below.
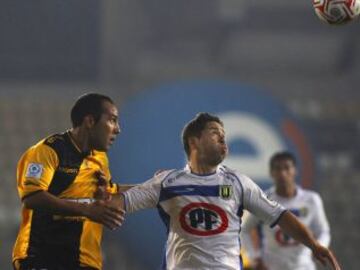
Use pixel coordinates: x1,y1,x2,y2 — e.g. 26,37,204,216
1,0,360,269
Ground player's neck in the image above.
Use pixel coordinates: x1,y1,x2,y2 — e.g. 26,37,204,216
188,160,217,175
276,184,296,198
68,128,91,154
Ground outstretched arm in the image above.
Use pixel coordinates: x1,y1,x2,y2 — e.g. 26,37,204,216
278,211,341,270
118,184,137,192
24,191,125,230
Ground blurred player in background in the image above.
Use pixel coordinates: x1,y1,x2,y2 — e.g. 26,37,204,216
12,93,125,270
104,113,340,270
242,151,331,270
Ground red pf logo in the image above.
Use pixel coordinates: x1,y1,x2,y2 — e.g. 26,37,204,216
179,202,228,236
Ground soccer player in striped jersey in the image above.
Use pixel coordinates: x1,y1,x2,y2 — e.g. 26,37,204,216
13,93,125,270
242,152,331,270
108,113,340,270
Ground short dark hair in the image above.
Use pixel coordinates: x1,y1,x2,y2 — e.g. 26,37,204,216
182,112,223,157
269,151,297,169
71,93,114,128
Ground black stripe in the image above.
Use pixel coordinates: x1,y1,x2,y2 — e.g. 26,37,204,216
270,209,288,228
47,132,84,195
27,132,87,267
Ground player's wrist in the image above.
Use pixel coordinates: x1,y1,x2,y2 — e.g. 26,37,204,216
309,240,321,252
81,202,93,218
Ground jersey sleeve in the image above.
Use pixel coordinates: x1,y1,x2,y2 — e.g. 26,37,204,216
100,152,118,195
17,143,59,200
107,180,119,194
240,174,286,227
123,170,171,213
309,193,331,247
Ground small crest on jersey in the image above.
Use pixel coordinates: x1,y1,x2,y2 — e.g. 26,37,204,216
25,163,44,179
219,185,233,200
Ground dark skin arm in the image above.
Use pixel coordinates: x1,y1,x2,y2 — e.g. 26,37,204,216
94,170,135,200
278,211,341,270
23,191,125,230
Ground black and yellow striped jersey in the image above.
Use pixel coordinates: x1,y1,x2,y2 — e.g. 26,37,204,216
13,131,118,270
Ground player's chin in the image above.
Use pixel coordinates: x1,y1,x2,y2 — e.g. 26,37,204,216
210,154,225,166
95,143,110,152
219,149,228,160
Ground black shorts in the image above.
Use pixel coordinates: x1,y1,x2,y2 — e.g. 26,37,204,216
13,258,99,270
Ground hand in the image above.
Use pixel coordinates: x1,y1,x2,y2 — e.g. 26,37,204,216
253,258,268,270
94,171,111,201
84,199,125,230
312,244,341,270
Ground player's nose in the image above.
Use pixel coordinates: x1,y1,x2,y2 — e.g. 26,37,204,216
114,122,121,134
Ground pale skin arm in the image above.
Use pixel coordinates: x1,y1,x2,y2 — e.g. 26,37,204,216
118,184,137,193
23,191,125,230
278,211,341,270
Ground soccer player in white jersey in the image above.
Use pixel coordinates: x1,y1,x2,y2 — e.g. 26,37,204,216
106,113,340,270
242,152,331,270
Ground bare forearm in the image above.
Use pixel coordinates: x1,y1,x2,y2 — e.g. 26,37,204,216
278,211,317,250
278,211,341,270
108,193,126,210
23,191,90,217
23,191,125,230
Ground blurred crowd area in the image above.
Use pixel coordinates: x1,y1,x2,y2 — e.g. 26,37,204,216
1,0,360,269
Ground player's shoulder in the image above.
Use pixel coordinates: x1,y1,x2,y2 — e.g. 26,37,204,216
93,150,108,164
18,135,59,166
264,186,276,197
220,165,254,186
299,187,320,197
155,168,187,186
220,165,242,178
23,133,61,155
43,132,68,153
298,187,323,203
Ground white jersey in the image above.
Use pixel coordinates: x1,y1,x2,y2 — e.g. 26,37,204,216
123,165,285,270
242,186,330,270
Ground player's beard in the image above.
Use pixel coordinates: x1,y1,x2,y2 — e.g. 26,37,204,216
202,146,226,167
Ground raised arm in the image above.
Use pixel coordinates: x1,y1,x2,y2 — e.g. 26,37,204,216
277,211,340,270
105,170,174,215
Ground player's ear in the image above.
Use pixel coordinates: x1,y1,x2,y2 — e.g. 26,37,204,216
83,115,96,129
188,136,199,152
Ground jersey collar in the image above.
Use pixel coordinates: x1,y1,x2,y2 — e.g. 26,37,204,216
66,130,92,157
184,164,222,177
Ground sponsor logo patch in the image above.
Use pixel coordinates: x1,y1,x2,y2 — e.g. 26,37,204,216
179,202,228,236
25,163,44,179
219,185,233,200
